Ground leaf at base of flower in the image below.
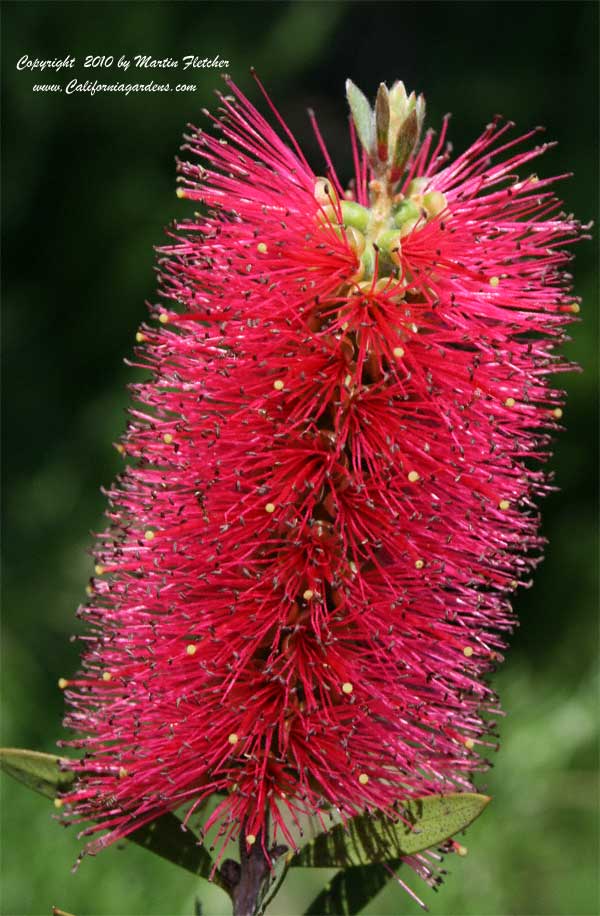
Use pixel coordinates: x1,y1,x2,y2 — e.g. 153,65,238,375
1,747,75,798
0,748,230,895
129,809,228,891
304,861,398,916
290,793,490,867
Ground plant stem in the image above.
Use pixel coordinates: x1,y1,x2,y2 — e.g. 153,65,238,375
231,831,271,916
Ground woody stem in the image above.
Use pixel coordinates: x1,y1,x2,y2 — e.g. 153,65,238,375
231,819,271,916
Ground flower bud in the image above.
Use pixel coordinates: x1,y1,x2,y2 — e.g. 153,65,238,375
394,198,421,228
423,190,447,218
314,177,339,207
340,200,370,232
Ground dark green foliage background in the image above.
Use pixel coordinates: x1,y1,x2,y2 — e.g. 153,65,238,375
1,2,598,914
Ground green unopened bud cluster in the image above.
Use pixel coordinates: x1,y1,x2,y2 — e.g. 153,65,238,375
316,80,449,282
315,175,448,281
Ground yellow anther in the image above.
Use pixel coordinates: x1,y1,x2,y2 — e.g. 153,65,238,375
135,331,146,343
498,499,510,511
85,585,93,596
463,646,474,658
358,773,369,785
570,303,580,314
158,312,169,324
510,579,518,589
342,682,353,695
393,346,405,359
489,276,500,288
415,559,424,570
341,322,349,331
145,530,155,540
102,672,112,682
163,433,173,444
273,379,284,391
119,767,128,778
228,733,239,745
54,797,63,809
504,397,516,408
454,842,468,857
94,564,105,576
303,589,314,601
176,187,186,199
186,644,197,656
265,502,276,514
246,834,256,846
58,678,69,690
349,561,358,575
408,471,420,483
257,242,268,254
344,374,352,387
552,407,563,419
464,738,475,750
115,443,125,455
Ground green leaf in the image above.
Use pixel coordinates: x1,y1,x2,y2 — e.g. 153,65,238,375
0,748,230,895
304,861,398,915
290,793,490,868
391,107,419,181
375,83,390,162
0,747,75,798
129,811,229,892
345,80,374,157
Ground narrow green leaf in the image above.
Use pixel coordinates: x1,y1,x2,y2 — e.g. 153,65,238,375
291,793,490,868
0,747,75,798
304,861,398,916
375,83,390,162
391,107,419,181
129,811,229,892
0,748,230,896
345,80,374,157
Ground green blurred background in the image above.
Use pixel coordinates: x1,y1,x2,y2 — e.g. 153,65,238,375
1,2,598,914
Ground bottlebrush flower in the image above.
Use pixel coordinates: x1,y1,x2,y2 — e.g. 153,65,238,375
59,74,582,886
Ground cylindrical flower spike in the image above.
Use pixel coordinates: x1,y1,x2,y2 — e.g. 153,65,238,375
61,76,582,892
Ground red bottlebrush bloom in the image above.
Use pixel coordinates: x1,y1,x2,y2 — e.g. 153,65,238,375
60,75,582,880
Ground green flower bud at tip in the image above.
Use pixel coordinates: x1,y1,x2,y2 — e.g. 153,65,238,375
423,190,448,218
344,225,366,257
340,200,370,233
399,217,420,238
314,177,339,206
376,229,403,260
394,198,421,228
